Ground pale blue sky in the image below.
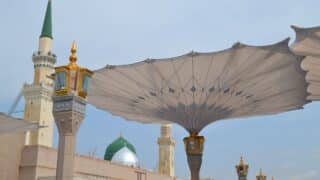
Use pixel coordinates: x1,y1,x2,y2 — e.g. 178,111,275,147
1,0,320,179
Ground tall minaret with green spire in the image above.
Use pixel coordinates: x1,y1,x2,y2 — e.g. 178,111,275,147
38,0,53,54
23,0,56,147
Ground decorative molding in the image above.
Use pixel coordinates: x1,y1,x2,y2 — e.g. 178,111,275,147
53,96,86,114
157,137,176,146
53,96,87,135
32,53,56,67
23,83,53,101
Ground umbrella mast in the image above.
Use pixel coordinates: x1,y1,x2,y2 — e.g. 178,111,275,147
184,132,205,180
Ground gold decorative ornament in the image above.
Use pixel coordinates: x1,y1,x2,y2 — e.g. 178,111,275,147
183,132,205,155
256,168,267,180
236,156,249,177
68,41,78,70
258,169,265,176
52,41,93,98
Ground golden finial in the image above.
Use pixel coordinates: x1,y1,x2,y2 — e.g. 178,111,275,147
68,41,78,69
258,168,264,176
239,156,244,165
236,156,248,177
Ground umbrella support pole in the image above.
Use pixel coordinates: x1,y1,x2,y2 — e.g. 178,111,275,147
184,133,205,180
187,154,202,180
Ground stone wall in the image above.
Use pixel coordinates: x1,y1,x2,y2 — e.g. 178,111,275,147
20,145,175,180
0,132,25,180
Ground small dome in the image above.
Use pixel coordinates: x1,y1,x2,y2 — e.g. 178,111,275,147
111,147,139,167
104,136,137,161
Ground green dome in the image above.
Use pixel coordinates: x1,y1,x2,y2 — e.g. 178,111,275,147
104,136,136,161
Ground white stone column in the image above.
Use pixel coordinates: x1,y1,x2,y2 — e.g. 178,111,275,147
53,96,86,180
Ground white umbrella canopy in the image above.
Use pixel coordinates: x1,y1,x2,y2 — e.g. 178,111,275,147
291,25,320,101
88,39,308,133
291,25,320,57
0,112,40,134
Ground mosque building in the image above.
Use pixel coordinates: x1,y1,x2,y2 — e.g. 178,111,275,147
0,1,278,180
0,1,175,180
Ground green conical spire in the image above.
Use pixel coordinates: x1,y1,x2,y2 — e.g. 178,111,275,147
40,0,52,39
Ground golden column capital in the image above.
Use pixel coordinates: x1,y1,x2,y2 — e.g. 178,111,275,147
183,134,204,155
256,169,267,180
236,156,249,178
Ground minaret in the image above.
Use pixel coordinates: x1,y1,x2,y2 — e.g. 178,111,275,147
158,124,176,176
256,169,267,180
23,0,56,147
235,156,249,180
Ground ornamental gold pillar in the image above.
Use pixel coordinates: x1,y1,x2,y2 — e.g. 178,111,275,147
236,156,249,180
183,132,204,180
256,169,267,180
52,41,93,180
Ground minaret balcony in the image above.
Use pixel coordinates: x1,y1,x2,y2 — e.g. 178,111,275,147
32,52,56,67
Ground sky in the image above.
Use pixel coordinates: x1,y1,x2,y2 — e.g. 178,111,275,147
1,0,320,179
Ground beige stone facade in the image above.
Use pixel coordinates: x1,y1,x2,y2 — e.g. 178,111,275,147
0,133,25,180
19,145,175,180
158,124,175,177
23,83,54,147
0,125,176,180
